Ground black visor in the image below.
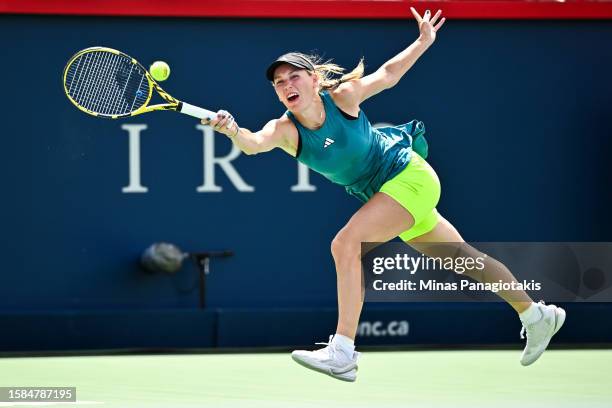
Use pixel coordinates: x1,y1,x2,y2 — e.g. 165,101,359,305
266,52,315,81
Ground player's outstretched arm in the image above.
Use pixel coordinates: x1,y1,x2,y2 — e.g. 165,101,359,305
347,7,446,104
203,112,287,156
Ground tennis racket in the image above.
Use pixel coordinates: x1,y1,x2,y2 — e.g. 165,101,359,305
63,46,216,120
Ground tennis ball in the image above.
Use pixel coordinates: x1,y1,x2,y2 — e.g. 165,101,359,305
150,61,171,82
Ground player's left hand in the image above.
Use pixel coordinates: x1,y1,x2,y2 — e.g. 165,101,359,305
410,8,446,45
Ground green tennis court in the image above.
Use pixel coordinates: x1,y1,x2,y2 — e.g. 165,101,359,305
2,350,610,407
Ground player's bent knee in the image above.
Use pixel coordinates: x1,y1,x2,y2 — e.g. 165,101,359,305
331,230,361,261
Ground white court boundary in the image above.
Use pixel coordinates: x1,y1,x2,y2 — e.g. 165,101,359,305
0,402,103,406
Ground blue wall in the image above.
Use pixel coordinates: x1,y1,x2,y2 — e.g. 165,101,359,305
2,16,611,349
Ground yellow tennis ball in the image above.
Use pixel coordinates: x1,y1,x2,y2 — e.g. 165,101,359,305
150,61,170,81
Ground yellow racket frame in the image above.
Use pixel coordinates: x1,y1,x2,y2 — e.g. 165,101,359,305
63,47,214,120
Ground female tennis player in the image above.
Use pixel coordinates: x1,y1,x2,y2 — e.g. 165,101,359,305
203,7,565,381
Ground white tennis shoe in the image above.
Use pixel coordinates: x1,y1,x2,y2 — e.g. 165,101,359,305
291,335,360,382
520,301,566,366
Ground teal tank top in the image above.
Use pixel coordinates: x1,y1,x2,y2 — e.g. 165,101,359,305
286,91,427,203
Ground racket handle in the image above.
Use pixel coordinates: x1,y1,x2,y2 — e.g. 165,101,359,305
179,102,216,120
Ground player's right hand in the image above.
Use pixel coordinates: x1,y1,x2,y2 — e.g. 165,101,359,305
202,110,238,138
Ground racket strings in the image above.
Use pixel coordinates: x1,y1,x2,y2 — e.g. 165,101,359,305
65,51,150,117
80,53,109,113
92,53,122,114
70,52,110,112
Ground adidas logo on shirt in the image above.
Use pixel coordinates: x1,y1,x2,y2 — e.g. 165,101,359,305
323,138,335,148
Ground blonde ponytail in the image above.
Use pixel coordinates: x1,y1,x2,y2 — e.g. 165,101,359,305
308,55,365,90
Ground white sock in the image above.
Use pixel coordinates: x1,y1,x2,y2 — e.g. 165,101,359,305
331,334,355,356
519,302,542,325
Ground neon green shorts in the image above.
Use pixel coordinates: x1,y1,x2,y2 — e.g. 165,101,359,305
379,152,441,241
